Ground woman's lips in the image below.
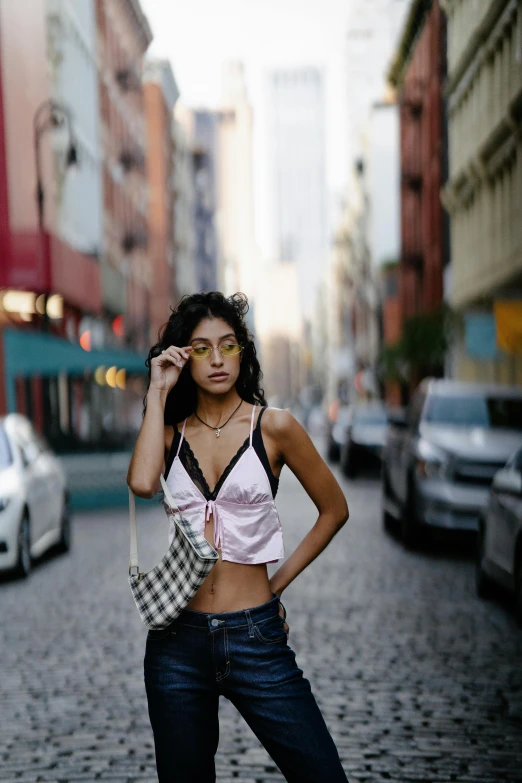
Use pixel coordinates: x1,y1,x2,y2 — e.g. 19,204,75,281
208,373,229,381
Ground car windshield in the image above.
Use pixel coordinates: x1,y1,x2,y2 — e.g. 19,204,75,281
424,395,522,431
354,409,387,425
0,425,13,469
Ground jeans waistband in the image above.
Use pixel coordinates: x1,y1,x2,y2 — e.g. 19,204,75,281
176,592,282,630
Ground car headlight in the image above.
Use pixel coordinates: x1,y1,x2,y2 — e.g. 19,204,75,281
0,497,11,512
416,439,450,480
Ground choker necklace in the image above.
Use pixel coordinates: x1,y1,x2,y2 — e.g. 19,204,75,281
195,399,243,438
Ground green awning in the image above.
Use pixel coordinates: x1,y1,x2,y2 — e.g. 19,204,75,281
3,328,147,412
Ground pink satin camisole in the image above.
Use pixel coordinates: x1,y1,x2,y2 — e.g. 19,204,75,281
164,405,284,565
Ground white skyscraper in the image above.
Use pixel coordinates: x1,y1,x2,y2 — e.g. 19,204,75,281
345,0,409,168
268,67,328,318
216,61,257,301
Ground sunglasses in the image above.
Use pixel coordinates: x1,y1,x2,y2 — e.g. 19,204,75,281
189,343,243,359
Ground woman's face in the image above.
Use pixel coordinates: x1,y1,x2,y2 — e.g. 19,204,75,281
187,317,242,394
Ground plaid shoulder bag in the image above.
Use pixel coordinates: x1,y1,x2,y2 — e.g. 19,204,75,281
128,475,219,630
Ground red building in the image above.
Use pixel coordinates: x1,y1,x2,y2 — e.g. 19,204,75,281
389,0,447,322
0,0,102,420
0,0,152,449
143,59,180,342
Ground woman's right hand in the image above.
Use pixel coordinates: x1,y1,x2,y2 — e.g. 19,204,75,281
149,345,192,393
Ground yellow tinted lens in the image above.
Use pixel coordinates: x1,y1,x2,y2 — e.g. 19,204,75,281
221,343,241,356
191,346,211,358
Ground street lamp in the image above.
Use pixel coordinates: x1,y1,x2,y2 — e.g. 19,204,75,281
33,99,78,332
33,99,78,230
32,100,78,439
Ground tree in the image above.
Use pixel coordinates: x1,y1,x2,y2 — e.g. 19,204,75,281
378,304,460,387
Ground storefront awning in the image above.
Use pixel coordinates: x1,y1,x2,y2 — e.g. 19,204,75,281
2,328,147,412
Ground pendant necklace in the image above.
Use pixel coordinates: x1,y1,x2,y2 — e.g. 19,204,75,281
195,399,243,438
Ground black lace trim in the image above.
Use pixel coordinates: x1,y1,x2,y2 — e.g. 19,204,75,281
180,435,250,501
164,406,279,498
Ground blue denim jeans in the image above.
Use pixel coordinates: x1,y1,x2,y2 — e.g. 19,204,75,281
144,593,348,782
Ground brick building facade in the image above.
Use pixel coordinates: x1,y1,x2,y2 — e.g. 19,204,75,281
143,59,179,342
389,0,448,322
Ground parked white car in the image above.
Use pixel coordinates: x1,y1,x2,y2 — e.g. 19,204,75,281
0,414,70,578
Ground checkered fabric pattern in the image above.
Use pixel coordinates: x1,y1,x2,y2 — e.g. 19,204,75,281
129,504,218,630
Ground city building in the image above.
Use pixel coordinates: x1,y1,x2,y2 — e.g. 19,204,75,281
323,0,408,409
95,0,153,352
47,0,103,263
143,58,179,340
345,0,410,172
441,0,522,384
364,102,401,272
268,67,328,319
389,0,448,325
0,0,106,425
175,105,220,292
172,118,197,298
0,0,151,448
255,262,302,405
326,211,357,408
216,60,257,301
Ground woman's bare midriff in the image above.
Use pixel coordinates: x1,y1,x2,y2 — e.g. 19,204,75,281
184,514,274,613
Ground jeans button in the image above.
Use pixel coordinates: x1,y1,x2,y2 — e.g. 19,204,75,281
211,618,219,627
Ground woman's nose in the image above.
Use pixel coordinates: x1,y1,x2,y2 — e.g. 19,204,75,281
210,347,224,364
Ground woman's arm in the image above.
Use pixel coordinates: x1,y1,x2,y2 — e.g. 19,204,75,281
127,344,191,498
265,409,349,597
127,390,170,498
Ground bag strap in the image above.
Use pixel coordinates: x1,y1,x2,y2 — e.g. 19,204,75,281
128,475,182,576
129,488,139,575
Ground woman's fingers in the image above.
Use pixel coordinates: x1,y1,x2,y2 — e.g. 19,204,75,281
160,346,191,367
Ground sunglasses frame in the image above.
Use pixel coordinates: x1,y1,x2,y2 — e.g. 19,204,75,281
189,343,244,359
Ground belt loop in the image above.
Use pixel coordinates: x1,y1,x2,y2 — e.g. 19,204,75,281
244,608,255,638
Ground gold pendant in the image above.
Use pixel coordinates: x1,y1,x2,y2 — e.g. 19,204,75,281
216,428,220,438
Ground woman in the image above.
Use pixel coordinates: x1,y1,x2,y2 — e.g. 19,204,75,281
127,291,349,783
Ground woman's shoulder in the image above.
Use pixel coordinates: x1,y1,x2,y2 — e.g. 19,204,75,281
259,406,299,440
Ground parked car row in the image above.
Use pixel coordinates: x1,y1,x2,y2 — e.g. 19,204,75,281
475,446,522,623
0,414,70,579
326,400,388,476
326,378,522,624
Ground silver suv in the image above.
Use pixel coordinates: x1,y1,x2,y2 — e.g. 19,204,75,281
382,378,522,546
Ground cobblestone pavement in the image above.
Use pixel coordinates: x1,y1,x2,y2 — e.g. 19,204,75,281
1,454,522,783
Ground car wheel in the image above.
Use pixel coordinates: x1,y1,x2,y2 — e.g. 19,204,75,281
475,522,494,600
56,493,71,554
514,547,522,627
327,440,340,463
14,511,32,579
381,466,394,532
342,444,356,478
401,477,421,549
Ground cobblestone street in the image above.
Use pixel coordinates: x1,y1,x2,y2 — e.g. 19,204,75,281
1,455,522,783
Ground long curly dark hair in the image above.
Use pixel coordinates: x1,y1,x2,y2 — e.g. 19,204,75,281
144,291,266,425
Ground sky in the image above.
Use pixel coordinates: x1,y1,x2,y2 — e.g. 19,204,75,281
141,0,353,257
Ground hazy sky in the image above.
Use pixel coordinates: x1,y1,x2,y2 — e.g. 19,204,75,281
141,0,352,257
